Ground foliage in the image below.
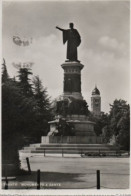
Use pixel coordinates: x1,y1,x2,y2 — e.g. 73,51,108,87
88,99,130,150
88,112,109,136
116,105,130,150
102,125,112,143
2,59,9,83
2,79,24,174
32,76,53,137
17,68,33,97
2,67,52,140
102,99,130,150
2,65,53,174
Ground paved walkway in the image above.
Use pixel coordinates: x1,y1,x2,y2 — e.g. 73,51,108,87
2,156,129,189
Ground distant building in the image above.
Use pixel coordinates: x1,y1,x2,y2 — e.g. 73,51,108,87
91,86,101,117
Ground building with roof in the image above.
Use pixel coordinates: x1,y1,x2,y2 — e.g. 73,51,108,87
91,86,101,117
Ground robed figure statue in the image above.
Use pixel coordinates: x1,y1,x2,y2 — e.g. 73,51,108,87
56,23,81,62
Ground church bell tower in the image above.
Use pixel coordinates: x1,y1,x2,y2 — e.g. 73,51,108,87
91,86,101,117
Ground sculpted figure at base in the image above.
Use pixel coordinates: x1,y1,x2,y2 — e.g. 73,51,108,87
56,23,81,62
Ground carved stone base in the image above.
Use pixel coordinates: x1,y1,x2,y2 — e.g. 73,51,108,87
41,136,103,144
47,116,95,137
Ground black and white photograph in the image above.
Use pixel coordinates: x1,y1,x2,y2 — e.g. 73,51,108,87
1,0,130,194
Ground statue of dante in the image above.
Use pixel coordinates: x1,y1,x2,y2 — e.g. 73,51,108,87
56,23,81,62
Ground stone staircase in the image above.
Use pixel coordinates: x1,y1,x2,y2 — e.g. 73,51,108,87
20,143,121,156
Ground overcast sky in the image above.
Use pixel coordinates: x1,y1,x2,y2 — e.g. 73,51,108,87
2,0,130,113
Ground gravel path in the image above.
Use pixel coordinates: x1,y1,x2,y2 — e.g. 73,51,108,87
2,156,129,189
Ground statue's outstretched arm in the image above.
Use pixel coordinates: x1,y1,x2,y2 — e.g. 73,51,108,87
56,26,64,31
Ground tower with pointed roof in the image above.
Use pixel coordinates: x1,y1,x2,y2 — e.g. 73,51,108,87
91,86,101,117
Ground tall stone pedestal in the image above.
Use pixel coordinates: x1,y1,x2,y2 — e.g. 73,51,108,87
43,61,102,144
61,61,84,100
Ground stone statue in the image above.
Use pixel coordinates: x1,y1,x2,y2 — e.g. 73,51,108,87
56,23,81,62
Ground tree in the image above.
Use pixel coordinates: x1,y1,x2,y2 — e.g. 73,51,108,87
2,58,9,83
88,112,109,136
33,76,50,112
17,68,33,97
102,99,130,150
116,105,130,150
102,125,113,143
109,99,129,135
2,63,23,174
32,76,52,136
2,66,54,175
2,79,25,174
2,77,44,175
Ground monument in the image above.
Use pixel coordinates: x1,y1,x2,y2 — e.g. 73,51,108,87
41,23,102,144
20,23,120,157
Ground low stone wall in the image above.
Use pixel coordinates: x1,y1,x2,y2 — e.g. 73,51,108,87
41,136,103,144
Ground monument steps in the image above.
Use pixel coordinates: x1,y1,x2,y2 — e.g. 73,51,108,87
29,143,116,147
36,146,118,150
39,144,117,147
21,143,120,155
23,146,118,151
21,149,121,155
24,143,119,149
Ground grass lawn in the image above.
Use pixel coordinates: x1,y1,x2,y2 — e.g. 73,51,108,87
2,156,130,189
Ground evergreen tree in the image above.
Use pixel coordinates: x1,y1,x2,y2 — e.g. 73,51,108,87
2,58,9,83
33,76,50,112
2,77,40,174
2,66,53,175
2,79,24,174
17,68,33,97
32,76,52,136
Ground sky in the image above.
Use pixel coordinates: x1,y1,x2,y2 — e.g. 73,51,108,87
2,0,130,113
